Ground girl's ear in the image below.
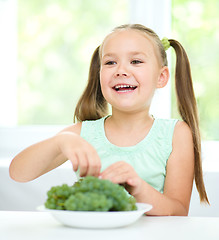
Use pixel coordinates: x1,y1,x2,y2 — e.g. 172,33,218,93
157,66,169,88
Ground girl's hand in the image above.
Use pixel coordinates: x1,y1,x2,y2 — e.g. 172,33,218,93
56,131,101,177
100,161,143,196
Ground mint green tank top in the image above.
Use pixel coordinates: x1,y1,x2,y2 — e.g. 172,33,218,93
80,116,178,193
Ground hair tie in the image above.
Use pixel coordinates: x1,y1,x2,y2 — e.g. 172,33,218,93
161,37,170,51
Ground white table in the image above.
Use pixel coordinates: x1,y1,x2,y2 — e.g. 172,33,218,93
1,211,219,240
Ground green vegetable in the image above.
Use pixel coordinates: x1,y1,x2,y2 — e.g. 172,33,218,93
44,176,137,211
44,184,73,210
64,192,113,211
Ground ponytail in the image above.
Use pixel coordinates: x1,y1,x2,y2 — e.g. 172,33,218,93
169,39,209,204
74,46,108,122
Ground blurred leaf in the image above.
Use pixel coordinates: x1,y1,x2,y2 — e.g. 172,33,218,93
171,0,219,140
17,0,129,125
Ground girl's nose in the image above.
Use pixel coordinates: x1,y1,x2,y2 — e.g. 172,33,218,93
114,64,130,78
115,72,128,77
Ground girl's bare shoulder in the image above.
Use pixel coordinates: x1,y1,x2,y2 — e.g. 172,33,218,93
58,122,82,135
173,120,193,145
171,120,194,161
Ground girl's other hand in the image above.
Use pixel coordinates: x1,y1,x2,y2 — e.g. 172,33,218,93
100,161,143,196
56,131,101,177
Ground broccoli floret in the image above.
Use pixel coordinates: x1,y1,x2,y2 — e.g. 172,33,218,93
45,176,137,211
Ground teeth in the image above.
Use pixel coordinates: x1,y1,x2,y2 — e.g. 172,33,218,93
114,84,135,89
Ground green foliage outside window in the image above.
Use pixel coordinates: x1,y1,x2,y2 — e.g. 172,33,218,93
18,0,128,125
17,0,218,140
171,0,219,140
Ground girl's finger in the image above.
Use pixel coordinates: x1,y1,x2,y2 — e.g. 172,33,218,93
71,154,79,172
102,167,130,183
101,161,126,176
78,153,88,177
84,146,101,177
109,171,131,184
93,156,102,177
86,154,101,177
127,177,139,187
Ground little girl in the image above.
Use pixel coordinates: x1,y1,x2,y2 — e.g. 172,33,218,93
9,24,209,216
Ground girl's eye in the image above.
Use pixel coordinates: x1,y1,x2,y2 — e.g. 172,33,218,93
105,61,116,65
131,60,143,64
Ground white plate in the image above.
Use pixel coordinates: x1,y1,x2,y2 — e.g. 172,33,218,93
37,203,152,229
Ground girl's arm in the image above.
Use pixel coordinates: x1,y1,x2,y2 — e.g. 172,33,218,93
101,121,194,216
142,121,194,215
9,123,101,182
158,120,194,215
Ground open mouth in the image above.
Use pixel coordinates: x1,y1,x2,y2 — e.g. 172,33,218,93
113,84,137,92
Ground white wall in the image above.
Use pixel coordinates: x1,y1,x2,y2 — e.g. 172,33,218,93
0,161,77,211
189,172,219,217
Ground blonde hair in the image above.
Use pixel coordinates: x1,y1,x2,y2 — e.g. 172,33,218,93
74,24,209,204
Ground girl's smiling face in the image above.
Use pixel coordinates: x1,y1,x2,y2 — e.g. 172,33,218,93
99,29,169,113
